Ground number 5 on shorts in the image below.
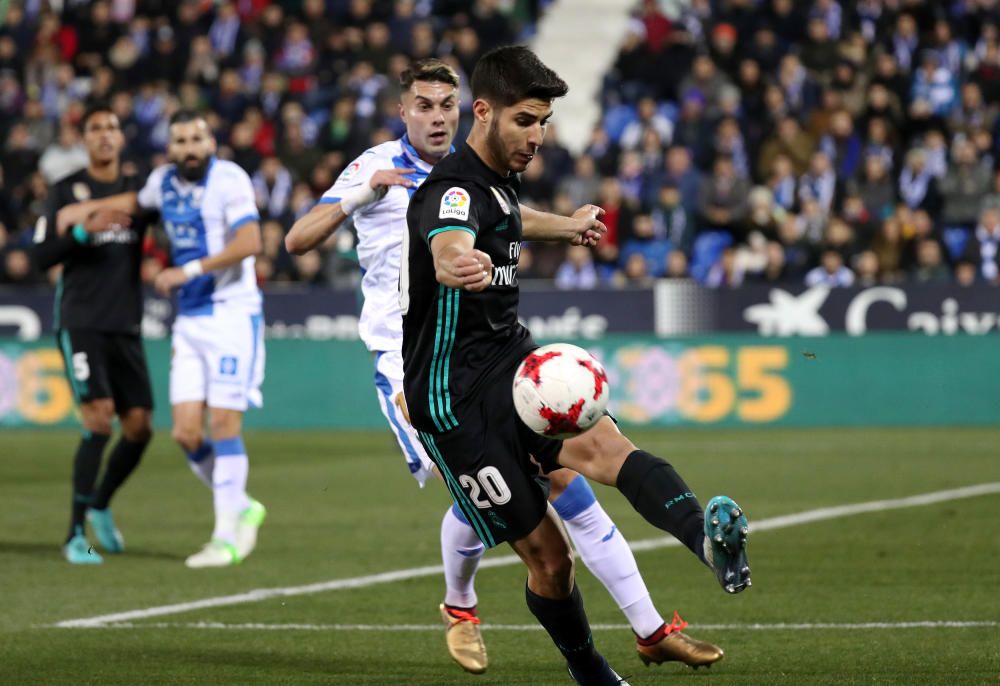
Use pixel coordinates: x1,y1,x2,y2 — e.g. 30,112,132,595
72,352,90,381
459,467,512,508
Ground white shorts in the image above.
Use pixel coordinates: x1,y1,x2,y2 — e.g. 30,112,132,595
373,349,434,487
170,309,265,412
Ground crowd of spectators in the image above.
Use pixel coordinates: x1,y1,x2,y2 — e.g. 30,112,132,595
3,0,1000,291
560,0,1000,289
0,0,539,287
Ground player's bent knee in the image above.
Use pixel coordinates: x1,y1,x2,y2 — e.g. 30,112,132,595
543,549,575,582
124,424,153,444
518,528,575,588
528,549,575,596
85,416,115,436
81,399,115,435
171,425,202,453
583,417,635,459
545,468,577,501
121,408,153,443
559,418,635,485
208,408,243,441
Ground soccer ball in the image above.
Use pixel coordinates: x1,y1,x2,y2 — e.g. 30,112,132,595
512,343,610,439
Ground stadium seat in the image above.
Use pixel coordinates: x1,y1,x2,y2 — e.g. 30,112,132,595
602,104,638,144
658,101,679,125
690,231,733,284
942,227,971,262
621,239,672,277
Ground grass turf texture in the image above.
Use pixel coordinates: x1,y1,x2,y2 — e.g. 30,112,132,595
1,428,999,685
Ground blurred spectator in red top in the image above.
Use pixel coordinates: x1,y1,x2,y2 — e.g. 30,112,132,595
639,0,671,53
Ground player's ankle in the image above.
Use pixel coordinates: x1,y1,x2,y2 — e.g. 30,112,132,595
443,603,477,618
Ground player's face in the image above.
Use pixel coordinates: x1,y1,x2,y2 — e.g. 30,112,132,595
400,80,459,163
83,112,124,165
168,119,217,181
484,98,552,174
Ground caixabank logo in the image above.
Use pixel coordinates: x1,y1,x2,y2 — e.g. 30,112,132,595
653,281,1000,336
740,286,1000,336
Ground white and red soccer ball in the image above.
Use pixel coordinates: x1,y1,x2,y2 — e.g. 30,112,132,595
513,343,610,439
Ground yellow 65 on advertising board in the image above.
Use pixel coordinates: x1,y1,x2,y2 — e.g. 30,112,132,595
608,344,792,425
678,346,791,423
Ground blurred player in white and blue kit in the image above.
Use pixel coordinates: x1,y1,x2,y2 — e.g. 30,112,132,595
287,59,723,674
59,111,267,568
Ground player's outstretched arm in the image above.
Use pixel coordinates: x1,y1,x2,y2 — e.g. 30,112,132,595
430,230,492,292
154,222,262,296
285,202,350,255
520,203,606,246
56,192,140,235
285,167,416,254
33,209,134,269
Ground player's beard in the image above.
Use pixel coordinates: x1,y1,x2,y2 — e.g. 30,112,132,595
177,154,210,182
486,117,512,175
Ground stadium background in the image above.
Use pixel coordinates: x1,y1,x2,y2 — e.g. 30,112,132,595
1,2,998,685
2,0,1000,429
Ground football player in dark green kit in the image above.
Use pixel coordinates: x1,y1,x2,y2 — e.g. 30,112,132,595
403,47,750,685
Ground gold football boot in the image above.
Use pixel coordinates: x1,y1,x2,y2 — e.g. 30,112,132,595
636,612,724,669
440,604,488,674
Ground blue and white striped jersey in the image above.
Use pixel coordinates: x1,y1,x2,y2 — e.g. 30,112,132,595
139,157,261,316
320,136,433,353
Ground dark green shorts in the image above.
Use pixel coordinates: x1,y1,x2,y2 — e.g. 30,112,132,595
416,368,563,548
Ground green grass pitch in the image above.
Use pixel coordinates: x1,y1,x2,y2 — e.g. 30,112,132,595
1,427,999,685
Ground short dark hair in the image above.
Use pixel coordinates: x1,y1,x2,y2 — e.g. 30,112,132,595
470,45,568,108
80,101,115,131
400,58,459,90
169,109,207,128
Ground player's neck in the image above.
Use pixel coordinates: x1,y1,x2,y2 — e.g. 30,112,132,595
415,149,442,166
88,160,119,183
465,131,509,177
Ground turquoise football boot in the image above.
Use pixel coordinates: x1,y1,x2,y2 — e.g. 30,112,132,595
704,496,750,594
87,508,124,553
64,530,103,565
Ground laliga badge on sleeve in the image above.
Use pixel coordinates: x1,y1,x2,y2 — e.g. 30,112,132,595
338,160,362,182
439,187,471,221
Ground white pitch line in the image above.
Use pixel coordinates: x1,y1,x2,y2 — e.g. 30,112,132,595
54,482,1000,629
85,620,1000,632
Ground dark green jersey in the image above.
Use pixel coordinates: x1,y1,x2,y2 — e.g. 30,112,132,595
33,170,147,334
402,143,535,433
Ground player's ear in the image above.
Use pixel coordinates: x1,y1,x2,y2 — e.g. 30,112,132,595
472,98,491,124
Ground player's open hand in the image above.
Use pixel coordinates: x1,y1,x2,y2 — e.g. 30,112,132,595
369,168,416,193
83,209,132,234
453,249,493,292
568,204,607,247
153,267,187,296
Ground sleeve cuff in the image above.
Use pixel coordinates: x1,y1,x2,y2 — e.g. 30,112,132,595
426,226,477,244
230,213,260,231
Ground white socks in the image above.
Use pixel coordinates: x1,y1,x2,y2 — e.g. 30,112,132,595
437,475,667,639
554,475,666,639
210,437,251,545
440,505,485,608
